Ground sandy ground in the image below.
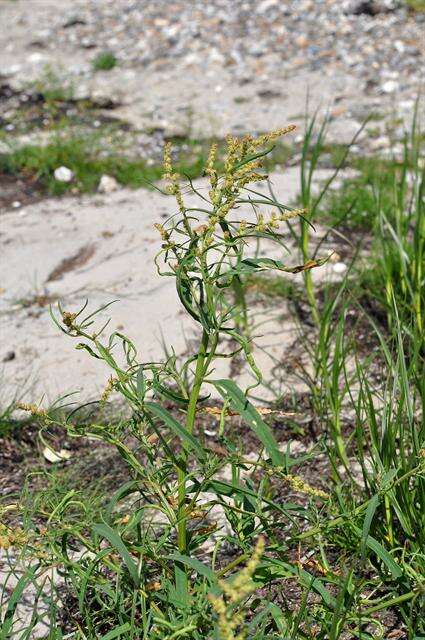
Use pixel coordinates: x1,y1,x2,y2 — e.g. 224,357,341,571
0,168,343,405
1,0,423,142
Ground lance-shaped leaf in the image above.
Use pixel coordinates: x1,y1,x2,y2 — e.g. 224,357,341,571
213,256,328,281
211,379,284,467
145,402,206,461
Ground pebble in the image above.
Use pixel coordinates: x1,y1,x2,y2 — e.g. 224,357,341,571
0,0,423,164
381,80,400,93
54,166,74,182
8,0,420,107
98,174,119,193
333,262,348,274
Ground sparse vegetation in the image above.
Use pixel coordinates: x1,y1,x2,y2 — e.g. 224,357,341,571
405,0,425,10
92,51,118,71
1,112,424,639
0,128,293,197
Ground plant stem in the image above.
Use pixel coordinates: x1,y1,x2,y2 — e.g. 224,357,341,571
232,276,249,334
175,329,209,601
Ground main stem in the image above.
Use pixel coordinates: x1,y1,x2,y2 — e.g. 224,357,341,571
175,329,209,601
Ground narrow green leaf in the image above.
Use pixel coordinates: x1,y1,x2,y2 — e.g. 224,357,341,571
361,495,379,558
93,523,140,587
136,365,146,400
145,402,206,461
211,379,284,466
99,623,131,640
1,566,38,639
167,553,217,587
214,256,328,281
352,525,403,579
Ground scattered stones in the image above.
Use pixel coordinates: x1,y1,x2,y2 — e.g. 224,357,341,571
98,174,119,193
0,0,423,155
53,166,74,183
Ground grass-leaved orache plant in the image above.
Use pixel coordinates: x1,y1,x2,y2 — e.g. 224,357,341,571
6,116,425,638
26,127,326,635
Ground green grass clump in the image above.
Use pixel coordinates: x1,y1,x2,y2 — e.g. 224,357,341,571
32,67,74,104
320,154,416,230
0,135,207,195
0,134,294,197
405,0,425,9
245,274,298,300
92,51,118,71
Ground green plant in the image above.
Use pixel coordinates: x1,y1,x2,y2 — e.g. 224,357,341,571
4,112,424,638
10,126,332,637
405,0,425,10
93,51,117,71
32,67,74,105
0,134,208,195
286,110,425,631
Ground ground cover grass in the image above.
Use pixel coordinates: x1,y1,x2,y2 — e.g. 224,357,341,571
0,69,293,199
0,113,424,639
0,130,293,197
92,52,118,72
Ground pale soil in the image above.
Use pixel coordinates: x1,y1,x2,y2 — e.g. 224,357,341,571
1,168,344,405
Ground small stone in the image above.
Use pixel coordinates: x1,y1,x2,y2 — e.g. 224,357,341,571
257,0,278,13
98,175,119,193
54,166,74,183
295,35,309,49
12,201,21,208
29,52,45,63
333,262,348,274
394,40,405,54
381,80,399,94
2,351,15,362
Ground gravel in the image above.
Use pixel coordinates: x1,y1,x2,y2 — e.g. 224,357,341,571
1,0,423,142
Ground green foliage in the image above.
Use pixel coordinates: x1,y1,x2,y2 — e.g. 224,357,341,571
32,67,74,104
0,135,209,195
93,51,118,71
405,0,425,10
2,113,424,638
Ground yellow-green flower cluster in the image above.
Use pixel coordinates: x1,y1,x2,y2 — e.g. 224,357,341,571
62,311,77,329
153,223,170,242
0,523,27,550
205,142,218,190
235,208,305,235
16,402,47,418
163,142,185,213
205,126,297,225
100,375,117,404
284,474,329,500
209,537,265,640
248,124,297,151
